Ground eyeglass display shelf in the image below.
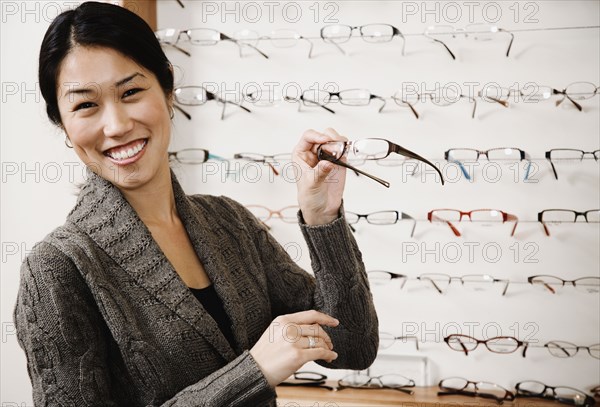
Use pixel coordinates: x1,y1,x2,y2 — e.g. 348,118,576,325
276,382,584,406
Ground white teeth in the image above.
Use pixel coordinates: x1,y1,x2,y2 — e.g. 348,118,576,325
107,140,146,160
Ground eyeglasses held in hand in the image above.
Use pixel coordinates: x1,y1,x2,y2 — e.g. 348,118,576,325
544,341,600,359
417,273,510,295
545,149,599,180
155,27,268,58
424,24,514,59
233,29,315,58
444,334,528,357
174,86,251,120
537,209,600,236
438,377,515,404
317,138,445,188
527,275,600,294
392,88,477,119
445,147,532,181
378,332,419,350
320,24,406,56
286,89,386,114
515,381,596,407
233,153,292,176
338,373,415,395
345,211,416,237
428,209,518,237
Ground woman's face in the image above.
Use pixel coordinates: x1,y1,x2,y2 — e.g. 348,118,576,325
56,46,172,190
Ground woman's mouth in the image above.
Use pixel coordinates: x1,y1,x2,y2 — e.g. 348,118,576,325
103,139,148,165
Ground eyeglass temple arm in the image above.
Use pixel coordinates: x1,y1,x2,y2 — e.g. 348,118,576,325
553,89,583,111
505,213,519,237
428,212,461,237
537,211,552,237
521,341,529,357
428,36,456,60
372,94,387,113
175,0,184,7
499,28,515,57
163,42,191,57
326,40,346,56
545,151,559,180
392,27,406,56
173,104,191,120
395,388,414,395
220,33,270,59
318,150,390,188
401,213,417,238
463,95,477,119
445,152,472,180
521,152,533,181
303,37,315,59
284,96,336,114
391,144,445,185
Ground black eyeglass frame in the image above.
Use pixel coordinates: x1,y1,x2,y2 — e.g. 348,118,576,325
544,149,599,180
515,381,596,407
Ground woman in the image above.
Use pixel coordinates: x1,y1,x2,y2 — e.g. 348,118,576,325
14,2,378,406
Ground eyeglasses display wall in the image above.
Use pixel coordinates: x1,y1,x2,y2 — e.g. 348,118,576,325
158,0,599,394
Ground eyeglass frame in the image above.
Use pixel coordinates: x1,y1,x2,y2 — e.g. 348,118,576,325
245,205,300,224
378,332,420,350
427,209,519,237
423,24,514,60
544,341,600,360
438,377,515,404
544,149,599,180
337,373,415,395
537,209,600,236
515,381,596,407
552,82,599,111
285,89,387,114
156,27,269,58
345,211,416,237
278,371,336,391
444,334,528,357
392,89,478,119
174,86,252,121
445,147,533,181
317,138,445,188
320,24,406,56
417,273,510,296
168,148,227,164
527,275,600,294
233,153,292,176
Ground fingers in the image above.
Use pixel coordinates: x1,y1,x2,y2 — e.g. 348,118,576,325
294,128,348,157
278,309,340,327
297,324,334,350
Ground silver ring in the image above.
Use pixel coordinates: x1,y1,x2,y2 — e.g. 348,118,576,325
308,336,316,349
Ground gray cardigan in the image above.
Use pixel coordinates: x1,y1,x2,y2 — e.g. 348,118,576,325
14,169,379,406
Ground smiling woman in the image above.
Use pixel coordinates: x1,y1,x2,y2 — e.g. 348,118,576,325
13,2,379,406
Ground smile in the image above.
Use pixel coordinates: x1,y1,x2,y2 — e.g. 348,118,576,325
104,139,148,162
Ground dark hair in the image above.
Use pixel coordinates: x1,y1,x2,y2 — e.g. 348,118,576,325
38,1,173,126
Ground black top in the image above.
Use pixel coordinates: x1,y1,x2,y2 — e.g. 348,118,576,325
189,285,237,348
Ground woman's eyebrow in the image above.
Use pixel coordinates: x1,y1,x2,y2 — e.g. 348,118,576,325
62,72,147,99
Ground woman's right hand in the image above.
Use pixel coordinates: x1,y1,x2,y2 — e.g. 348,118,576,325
249,310,339,387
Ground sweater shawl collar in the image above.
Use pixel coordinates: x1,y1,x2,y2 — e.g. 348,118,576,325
65,168,243,362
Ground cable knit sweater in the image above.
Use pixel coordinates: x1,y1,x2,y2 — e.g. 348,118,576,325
14,169,379,406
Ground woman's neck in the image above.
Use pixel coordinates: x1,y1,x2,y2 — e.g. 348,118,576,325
118,165,178,227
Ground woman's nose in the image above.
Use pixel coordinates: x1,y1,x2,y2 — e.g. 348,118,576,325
102,104,134,138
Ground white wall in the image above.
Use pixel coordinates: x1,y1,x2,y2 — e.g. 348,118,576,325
1,0,599,404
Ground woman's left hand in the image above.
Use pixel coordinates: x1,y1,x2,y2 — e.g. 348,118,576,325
292,128,347,226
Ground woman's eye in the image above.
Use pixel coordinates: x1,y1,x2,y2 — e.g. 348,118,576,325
123,88,144,98
74,102,96,111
